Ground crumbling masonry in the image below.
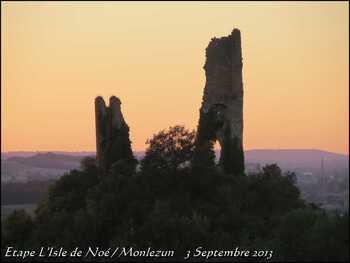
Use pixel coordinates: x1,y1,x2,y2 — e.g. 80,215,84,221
95,96,135,175
95,29,244,175
193,28,245,174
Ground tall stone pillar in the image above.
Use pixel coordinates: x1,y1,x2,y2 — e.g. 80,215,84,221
95,96,135,175
193,28,245,175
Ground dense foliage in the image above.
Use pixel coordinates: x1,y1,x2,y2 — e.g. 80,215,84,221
141,125,196,173
1,126,348,262
1,180,53,205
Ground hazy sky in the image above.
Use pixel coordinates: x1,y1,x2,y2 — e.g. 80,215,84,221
1,2,349,154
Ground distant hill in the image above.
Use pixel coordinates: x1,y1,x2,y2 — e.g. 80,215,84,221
1,151,95,160
245,149,348,163
7,152,86,170
2,149,348,165
1,149,348,182
244,149,348,174
1,153,92,183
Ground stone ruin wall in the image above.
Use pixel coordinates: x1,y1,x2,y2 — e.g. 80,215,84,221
94,28,244,175
195,28,245,174
95,96,134,175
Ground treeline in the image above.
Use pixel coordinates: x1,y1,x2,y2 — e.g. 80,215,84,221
1,180,55,205
1,126,348,262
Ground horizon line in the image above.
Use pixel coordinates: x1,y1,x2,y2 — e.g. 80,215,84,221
1,148,349,156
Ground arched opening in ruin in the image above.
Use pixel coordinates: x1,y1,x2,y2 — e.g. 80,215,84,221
214,140,221,164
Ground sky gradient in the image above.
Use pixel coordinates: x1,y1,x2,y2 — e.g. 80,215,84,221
1,2,349,154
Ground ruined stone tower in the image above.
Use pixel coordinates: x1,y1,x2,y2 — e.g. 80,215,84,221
193,28,244,174
95,96,135,175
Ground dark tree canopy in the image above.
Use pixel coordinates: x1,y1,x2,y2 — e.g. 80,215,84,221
141,125,196,172
1,127,348,262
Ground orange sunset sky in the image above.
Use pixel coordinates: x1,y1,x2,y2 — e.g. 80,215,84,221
1,2,349,154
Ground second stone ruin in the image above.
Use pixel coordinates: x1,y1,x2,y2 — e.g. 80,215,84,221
95,96,136,175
